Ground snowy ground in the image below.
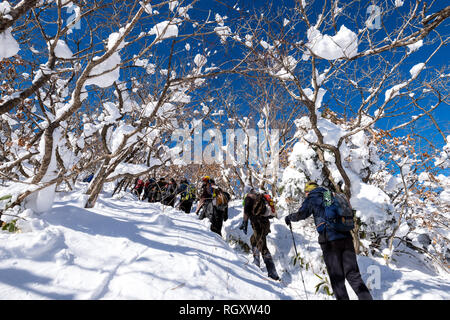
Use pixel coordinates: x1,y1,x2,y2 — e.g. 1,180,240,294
0,184,449,300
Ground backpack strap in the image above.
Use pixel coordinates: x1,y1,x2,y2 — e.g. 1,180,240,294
242,193,248,206
316,221,326,231
313,188,329,233
323,188,333,207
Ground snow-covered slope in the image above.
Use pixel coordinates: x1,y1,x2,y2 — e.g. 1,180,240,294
0,185,448,300
223,201,450,300
0,187,287,299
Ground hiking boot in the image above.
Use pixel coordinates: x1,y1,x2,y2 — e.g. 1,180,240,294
268,271,280,281
263,253,280,281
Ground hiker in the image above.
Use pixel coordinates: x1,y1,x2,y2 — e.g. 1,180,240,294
163,178,178,207
195,176,214,217
133,177,145,198
239,188,280,281
148,178,158,203
154,177,166,203
144,177,156,202
196,176,226,236
177,178,196,213
83,173,94,183
284,181,373,300
215,189,230,222
210,186,230,236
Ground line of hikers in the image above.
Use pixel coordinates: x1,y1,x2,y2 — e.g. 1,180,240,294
131,176,231,237
131,176,373,300
132,177,196,212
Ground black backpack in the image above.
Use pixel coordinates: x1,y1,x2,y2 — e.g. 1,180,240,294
251,193,269,217
321,189,355,232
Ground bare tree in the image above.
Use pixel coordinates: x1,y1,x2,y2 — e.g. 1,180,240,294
222,0,449,253
0,0,249,213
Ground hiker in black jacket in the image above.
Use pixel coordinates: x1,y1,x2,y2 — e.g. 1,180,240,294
177,178,195,213
143,177,156,202
240,188,280,281
196,176,214,218
164,178,177,207
285,181,373,300
196,176,228,237
154,177,166,203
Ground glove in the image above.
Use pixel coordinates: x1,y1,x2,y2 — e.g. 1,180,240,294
239,220,248,234
285,216,291,227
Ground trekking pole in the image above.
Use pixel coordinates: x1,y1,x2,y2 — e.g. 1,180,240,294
289,223,309,300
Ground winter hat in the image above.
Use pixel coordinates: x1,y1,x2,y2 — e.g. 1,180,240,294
304,181,319,193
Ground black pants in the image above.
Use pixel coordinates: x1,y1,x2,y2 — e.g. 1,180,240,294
320,237,373,300
180,200,193,213
198,201,223,236
210,206,224,236
250,218,271,257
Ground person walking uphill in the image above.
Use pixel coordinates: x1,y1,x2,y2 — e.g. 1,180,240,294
132,177,145,198
196,176,229,237
195,176,214,218
177,178,196,213
239,188,280,281
154,177,167,203
163,178,178,207
285,181,373,300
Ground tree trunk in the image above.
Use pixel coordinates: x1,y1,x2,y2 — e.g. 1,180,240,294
84,158,111,208
112,179,126,196
31,127,55,184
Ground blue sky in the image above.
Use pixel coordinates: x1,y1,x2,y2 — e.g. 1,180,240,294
8,0,448,157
